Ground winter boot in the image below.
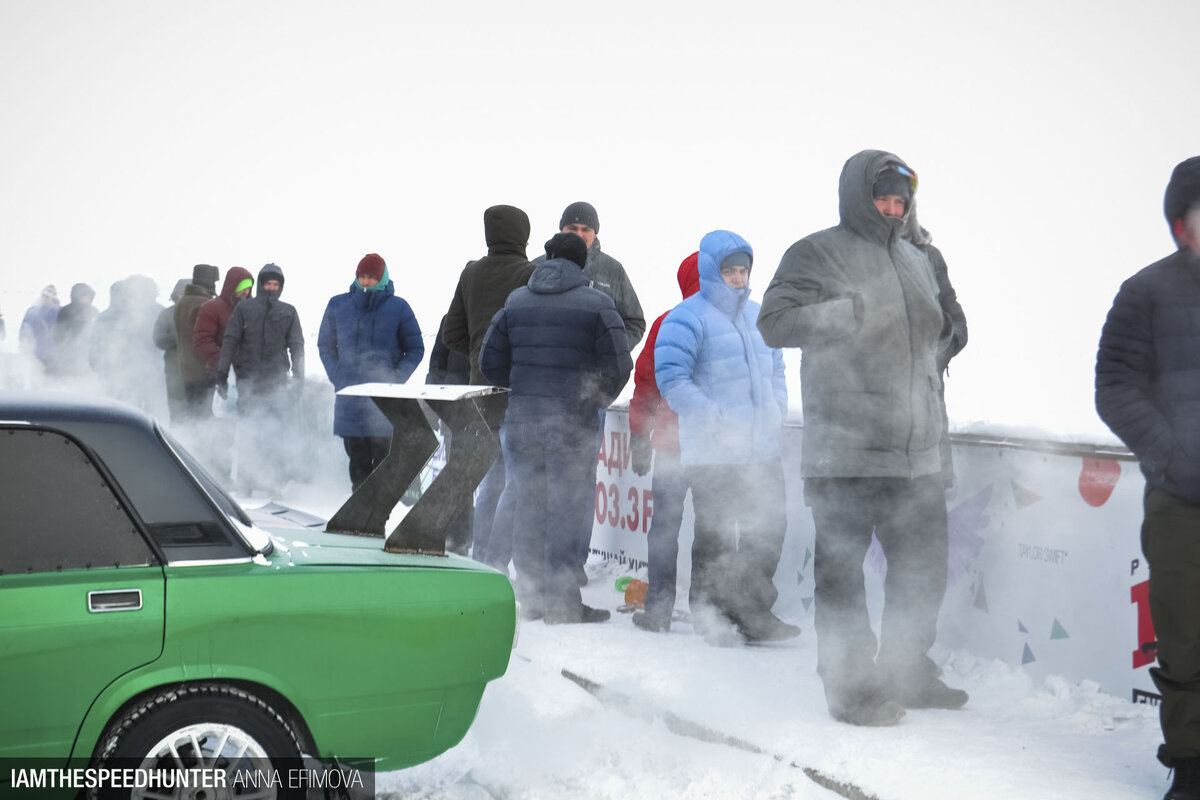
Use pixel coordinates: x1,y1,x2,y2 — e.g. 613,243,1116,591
893,678,969,710
545,604,610,625
692,606,744,647
1166,757,1200,800
519,602,545,622
737,613,801,643
828,690,906,727
632,610,671,633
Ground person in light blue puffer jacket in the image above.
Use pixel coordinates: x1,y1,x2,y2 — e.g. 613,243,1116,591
654,229,794,646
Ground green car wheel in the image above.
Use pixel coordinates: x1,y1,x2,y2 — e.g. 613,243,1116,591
91,683,307,800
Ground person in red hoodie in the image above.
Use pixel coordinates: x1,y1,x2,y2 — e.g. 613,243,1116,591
188,267,253,482
628,252,700,633
193,267,254,384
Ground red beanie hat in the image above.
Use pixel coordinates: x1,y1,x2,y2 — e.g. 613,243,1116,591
357,253,386,281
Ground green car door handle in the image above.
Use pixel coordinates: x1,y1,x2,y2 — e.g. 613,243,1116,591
87,589,143,613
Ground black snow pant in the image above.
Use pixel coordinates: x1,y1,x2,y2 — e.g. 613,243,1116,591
806,474,948,708
505,416,596,615
343,436,391,492
1142,486,1200,767
643,451,690,620
183,380,216,420
685,459,787,629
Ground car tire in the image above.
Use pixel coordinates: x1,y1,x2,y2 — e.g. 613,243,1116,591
91,682,307,800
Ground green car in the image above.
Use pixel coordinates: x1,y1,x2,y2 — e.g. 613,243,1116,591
0,392,516,798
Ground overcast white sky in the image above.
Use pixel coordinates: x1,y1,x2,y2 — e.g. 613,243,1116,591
2,0,1197,437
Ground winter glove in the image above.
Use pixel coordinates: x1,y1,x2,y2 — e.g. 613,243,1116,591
631,434,653,477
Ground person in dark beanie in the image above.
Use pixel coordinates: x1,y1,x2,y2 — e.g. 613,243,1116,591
479,232,632,624
51,282,98,378
217,263,305,495
1097,155,1200,800
758,150,965,727
534,202,644,582
442,205,536,569
176,264,222,420
153,278,192,423
534,201,645,348
319,253,425,491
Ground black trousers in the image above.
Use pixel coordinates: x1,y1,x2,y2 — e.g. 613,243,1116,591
182,381,215,420
343,436,391,491
685,459,787,627
806,474,948,705
1143,487,1200,767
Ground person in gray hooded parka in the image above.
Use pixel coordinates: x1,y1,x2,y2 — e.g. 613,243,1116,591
757,149,965,727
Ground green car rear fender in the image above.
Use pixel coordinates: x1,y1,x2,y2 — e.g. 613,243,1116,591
72,549,515,772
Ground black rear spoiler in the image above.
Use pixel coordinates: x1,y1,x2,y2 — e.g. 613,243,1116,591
326,383,508,555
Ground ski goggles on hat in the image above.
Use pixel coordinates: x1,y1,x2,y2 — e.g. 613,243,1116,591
890,164,918,194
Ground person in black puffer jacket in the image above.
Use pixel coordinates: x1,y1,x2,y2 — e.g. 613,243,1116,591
1096,156,1200,800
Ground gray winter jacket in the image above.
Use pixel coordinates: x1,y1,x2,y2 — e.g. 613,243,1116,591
534,238,645,348
218,264,305,392
757,149,951,479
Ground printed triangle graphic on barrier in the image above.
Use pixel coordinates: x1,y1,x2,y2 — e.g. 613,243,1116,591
1011,481,1042,509
974,579,989,612
1018,619,1029,634
1022,643,1036,665
801,597,814,612
1050,619,1070,640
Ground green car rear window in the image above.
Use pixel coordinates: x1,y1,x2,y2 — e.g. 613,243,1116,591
0,428,157,574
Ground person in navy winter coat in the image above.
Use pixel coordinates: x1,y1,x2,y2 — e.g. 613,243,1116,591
318,253,424,490
479,233,632,624
654,229,794,647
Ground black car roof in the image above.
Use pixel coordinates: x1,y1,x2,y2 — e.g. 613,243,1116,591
0,390,159,437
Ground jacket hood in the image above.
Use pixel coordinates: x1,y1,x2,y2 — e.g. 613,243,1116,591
901,196,933,246
69,282,95,304
122,275,159,307
257,263,284,298
697,229,753,316
484,205,531,255
677,252,700,299
169,278,190,304
839,149,915,245
528,257,590,295
219,266,255,303
348,278,398,309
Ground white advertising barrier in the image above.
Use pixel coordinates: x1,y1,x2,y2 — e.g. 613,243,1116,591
590,407,1158,706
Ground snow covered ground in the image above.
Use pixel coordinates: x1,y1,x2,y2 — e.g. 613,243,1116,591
364,555,1166,799
258,467,1167,800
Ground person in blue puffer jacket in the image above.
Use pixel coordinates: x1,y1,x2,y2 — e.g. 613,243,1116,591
318,253,424,490
654,229,795,646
